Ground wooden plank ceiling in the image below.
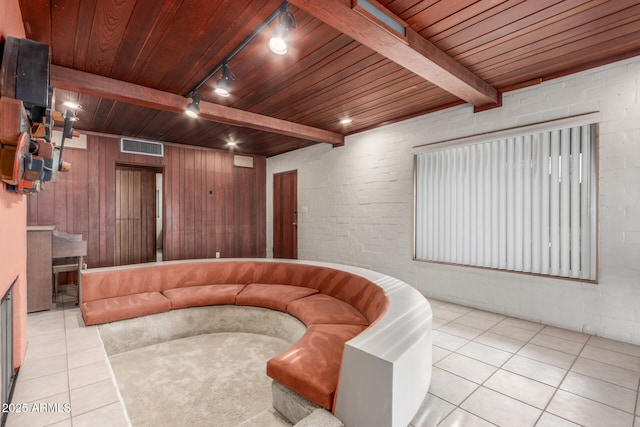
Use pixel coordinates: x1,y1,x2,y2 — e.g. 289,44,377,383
18,0,640,157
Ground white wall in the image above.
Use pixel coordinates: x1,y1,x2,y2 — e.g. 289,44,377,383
267,56,640,344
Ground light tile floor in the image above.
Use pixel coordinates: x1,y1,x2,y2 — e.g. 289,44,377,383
7,297,640,427
6,301,129,427
411,298,640,427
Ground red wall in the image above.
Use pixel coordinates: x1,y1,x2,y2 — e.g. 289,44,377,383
1,0,27,369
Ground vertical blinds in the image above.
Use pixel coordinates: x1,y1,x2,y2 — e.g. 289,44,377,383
415,123,597,281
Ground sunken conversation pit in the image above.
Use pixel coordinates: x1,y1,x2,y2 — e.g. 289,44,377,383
80,259,433,427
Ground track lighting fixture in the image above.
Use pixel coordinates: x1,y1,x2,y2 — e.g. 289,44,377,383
185,92,201,118
269,9,297,55
214,65,235,98
185,3,294,109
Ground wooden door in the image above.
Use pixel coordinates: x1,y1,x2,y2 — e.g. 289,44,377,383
115,166,157,265
273,170,297,259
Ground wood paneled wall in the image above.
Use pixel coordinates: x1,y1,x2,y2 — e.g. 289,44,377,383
27,134,266,267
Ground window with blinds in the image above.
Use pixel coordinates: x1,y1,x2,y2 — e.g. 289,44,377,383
414,116,598,281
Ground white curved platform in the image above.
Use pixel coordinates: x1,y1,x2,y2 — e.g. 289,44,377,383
286,260,433,427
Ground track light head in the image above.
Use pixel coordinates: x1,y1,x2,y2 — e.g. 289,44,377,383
215,64,235,97
185,92,201,118
63,101,82,110
269,10,296,55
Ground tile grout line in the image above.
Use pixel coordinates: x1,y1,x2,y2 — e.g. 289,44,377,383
430,311,489,426
437,312,639,426
456,318,544,424
429,299,640,426
63,302,73,427
13,308,70,426
562,337,640,416
96,325,133,427
31,299,633,427
445,316,608,425
435,314,541,426
500,322,640,421
634,374,640,426
530,328,590,426
65,301,132,427
524,328,639,423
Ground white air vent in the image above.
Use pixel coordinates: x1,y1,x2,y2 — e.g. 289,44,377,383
120,138,164,157
233,155,254,168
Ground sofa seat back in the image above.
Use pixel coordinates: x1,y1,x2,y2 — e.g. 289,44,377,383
82,261,389,324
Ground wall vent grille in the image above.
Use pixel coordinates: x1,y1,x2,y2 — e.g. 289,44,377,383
120,138,164,157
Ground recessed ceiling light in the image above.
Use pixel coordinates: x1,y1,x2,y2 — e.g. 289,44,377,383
63,101,81,109
227,141,238,147
340,118,353,125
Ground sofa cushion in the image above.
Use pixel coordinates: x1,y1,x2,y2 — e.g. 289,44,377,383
267,323,366,409
162,284,246,309
313,271,389,324
236,284,319,312
81,292,170,326
249,263,389,324
287,294,368,326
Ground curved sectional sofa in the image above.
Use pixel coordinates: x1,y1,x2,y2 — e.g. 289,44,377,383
80,259,432,427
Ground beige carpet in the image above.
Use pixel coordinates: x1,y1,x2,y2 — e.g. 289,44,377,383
108,332,293,427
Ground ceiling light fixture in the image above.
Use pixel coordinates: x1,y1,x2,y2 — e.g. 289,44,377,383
184,2,294,105
214,64,235,98
185,92,201,118
63,101,81,109
269,9,297,55
340,118,353,125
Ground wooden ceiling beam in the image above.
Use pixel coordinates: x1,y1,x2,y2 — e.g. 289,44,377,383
289,0,499,108
50,65,345,147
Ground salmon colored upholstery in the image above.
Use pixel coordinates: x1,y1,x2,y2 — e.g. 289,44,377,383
80,260,391,411
162,284,246,309
287,294,369,326
81,262,258,302
81,262,388,323
267,324,366,409
249,262,387,324
81,292,170,326
236,284,318,312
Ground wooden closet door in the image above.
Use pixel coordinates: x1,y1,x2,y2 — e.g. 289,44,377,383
273,170,297,259
115,166,156,265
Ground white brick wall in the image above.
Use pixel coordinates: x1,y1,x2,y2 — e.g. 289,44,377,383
267,56,640,344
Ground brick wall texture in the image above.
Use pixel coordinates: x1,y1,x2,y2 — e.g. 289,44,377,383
267,56,640,344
